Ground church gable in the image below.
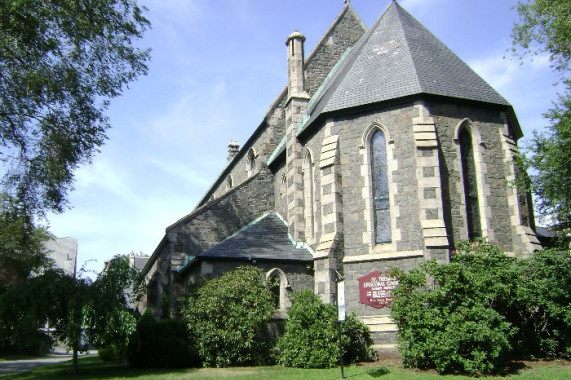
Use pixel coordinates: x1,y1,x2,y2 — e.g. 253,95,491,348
196,4,367,207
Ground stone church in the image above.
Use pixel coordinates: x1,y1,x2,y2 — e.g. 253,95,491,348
140,1,541,351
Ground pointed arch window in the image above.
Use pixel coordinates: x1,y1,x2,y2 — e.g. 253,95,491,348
459,128,481,240
302,150,315,241
246,148,256,177
371,129,391,243
266,268,289,311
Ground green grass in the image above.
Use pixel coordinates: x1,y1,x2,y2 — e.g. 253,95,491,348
1,356,569,380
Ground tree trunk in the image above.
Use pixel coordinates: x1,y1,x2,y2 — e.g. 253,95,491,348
72,343,79,375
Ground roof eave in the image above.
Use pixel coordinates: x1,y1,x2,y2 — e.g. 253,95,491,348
298,93,518,140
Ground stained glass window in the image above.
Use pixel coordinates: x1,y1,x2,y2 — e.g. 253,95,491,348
371,130,391,243
459,128,481,240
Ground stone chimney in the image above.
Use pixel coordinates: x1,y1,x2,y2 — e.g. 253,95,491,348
286,30,310,101
227,141,240,162
284,31,310,242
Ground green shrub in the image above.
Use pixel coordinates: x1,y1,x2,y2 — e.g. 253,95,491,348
128,312,198,368
391,240,518,375
514,248,571,358
277,290,374,368
342,312,375,364
391,240,571,374
183,266,276,367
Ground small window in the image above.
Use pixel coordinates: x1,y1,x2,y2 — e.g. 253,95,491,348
247,148,256,177
459,128,481,240
302,150,315,240
226,175,233,190
370,129,391,243
269,277,280,309
266,269,288,312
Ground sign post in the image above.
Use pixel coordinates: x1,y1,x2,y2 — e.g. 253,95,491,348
336,274,345,379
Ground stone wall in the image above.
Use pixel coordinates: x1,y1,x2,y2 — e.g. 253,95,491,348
429,101,516,252
169,166,275,255
294,99,537,349
304,7,366,97
143,167,275,317
183,259,313,293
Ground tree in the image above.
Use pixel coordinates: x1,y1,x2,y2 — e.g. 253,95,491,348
0,254,144,374
0,194,51,291
512,0,571,231
49,255,143,373
512,0,570,76
0,269,68,355
87,254,145,363
0,0,150,216
524,94,571,231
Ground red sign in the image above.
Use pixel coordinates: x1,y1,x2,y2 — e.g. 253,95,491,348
358,271,399,308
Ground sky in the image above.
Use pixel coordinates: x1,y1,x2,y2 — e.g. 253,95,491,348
46,0,561,276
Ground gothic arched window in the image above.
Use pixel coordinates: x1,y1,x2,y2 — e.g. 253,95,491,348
266,268,288,311
247,148,256,177
371,129,391,243
302,150,315,241
459,128,481,240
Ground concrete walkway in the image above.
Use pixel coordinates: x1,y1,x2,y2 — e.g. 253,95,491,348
0,351,79,375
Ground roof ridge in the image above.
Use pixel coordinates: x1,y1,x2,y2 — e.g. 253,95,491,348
392,3,423,95
168,170,263,232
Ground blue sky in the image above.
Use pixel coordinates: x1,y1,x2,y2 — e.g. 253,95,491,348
46,0,560,275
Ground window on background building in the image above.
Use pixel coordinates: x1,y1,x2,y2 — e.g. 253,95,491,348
459,127,481,240
370,129,391,243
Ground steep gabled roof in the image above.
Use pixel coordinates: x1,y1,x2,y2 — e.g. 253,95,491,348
178,212,313,273
198,213,312,261
45,237,77,277
304,1,510,128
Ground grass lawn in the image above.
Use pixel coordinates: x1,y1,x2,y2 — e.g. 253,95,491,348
1,356,570,380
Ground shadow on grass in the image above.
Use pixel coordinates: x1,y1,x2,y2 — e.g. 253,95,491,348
365,367,391,377
344,366,391,378
0,357,195,380
501,361,529,376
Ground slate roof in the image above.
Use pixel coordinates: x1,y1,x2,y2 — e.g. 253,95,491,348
132,256,150,271
195,213,313,262
44,237,77,277
303,1,510,130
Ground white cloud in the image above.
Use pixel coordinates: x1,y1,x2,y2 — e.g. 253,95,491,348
73,158,136,202
469,53,551,92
